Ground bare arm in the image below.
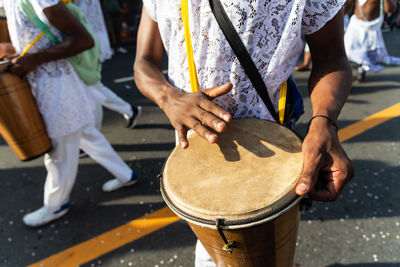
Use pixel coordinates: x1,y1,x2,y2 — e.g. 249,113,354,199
384,0,397,15
134,7,232,148
307,9,352,121
10,3,94,75
295,10,354,201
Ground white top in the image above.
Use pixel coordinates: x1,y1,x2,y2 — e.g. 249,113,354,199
73,0,113,62
4,0,95,138
143,0,344,121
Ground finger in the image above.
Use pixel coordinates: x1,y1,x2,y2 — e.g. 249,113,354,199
310,160,354,201
200,84,232,123
296,148,323,196
309,185,337,201
186,117,218,144
176,124,189,149
202,82,233,99
194,105,229,132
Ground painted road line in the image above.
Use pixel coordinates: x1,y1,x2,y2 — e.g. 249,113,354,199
28,207,179,267
114,76,134,83
114,70,168,84
31,102,400,267
338,102,400,142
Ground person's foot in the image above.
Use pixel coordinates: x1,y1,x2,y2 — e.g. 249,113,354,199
23,204,69,227
116,47,127,54
102,171,138,192
126,105,142,129
357,67,366,82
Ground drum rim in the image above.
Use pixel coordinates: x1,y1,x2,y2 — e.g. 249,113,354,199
160,178,302,230
160,118,304,230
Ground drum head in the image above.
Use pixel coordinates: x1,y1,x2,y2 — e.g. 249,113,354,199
162,119,303,228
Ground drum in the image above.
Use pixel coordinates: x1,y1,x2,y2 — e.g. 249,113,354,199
0,10,11,43
161,119,303,267
0,61,52,161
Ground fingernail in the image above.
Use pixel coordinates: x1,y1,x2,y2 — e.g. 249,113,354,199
207,133,216,142
296,183,308,195
216,122,224,130
223,114,230,121
180,141,188,148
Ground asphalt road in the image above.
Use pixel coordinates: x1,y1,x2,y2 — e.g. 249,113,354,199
0,29,399,267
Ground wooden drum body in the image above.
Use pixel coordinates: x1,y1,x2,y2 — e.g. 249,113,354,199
0,17,11,43
161,119,304,267
0,62,52,160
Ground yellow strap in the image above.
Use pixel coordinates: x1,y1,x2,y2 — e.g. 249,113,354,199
20,0,72,57
20,31,45,56
278,81,287,124
181,0,199,92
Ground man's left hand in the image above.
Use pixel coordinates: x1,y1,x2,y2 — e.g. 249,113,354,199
295,117,354,201
9,54,39,76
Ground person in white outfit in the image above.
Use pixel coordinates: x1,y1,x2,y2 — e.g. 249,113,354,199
344,0,400,81
135,1,354,266
74,0,142,130
3,0,139,227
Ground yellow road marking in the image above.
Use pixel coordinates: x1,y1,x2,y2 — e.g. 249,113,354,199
29,207,179,267
31,102,400,267
338,102,400,142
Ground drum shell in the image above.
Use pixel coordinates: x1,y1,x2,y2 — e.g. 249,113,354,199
188,201,300,267
0,17,11,43
0,69,52,161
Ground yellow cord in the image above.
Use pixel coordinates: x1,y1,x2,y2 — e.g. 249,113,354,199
278,81,287,124
181,0,200,92
20,31,45,56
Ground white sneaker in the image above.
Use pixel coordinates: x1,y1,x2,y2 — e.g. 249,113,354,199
23,206,69,227
126,105,142,129
116,47,127,54
102,172,138,192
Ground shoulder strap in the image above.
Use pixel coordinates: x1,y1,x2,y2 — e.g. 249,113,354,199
17,0,59,44
208,0,279,122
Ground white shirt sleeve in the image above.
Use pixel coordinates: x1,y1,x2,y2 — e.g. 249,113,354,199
301,0,345,36
31,0,59,12
142,0,158,22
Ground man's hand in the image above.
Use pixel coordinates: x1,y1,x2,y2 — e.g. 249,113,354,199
9,54,39,76
162,83,233,148
295,118,354,201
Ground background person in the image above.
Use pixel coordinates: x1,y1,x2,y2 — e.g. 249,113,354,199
345,0,400,81
3,0,138,227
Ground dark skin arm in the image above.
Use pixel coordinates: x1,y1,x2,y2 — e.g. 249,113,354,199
134,7,232,148
10,3,94,76
295,10,354,201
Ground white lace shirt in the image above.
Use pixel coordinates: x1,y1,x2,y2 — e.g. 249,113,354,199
4,0,95,138
143,0,344,121
73,0,113,62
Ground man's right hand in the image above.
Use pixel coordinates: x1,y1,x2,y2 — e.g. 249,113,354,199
162,83,233,148
134,7,232,148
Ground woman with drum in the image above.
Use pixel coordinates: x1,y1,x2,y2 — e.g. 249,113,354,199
3,0,139,227
134,0,354,266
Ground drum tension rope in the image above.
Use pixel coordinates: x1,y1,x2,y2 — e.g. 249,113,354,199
216,219,236,253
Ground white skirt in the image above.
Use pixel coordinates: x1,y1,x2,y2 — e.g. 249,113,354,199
344,15,400,69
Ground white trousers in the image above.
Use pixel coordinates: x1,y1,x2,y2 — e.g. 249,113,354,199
97,83,133,117
93,83,133,130
43,123,132,212
195,240,216,267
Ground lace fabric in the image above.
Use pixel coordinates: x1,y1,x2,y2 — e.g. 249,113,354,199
143,0,344,121
73,0,113,62
4,0,95,138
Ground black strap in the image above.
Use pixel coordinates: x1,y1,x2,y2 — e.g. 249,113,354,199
208,0,279,122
